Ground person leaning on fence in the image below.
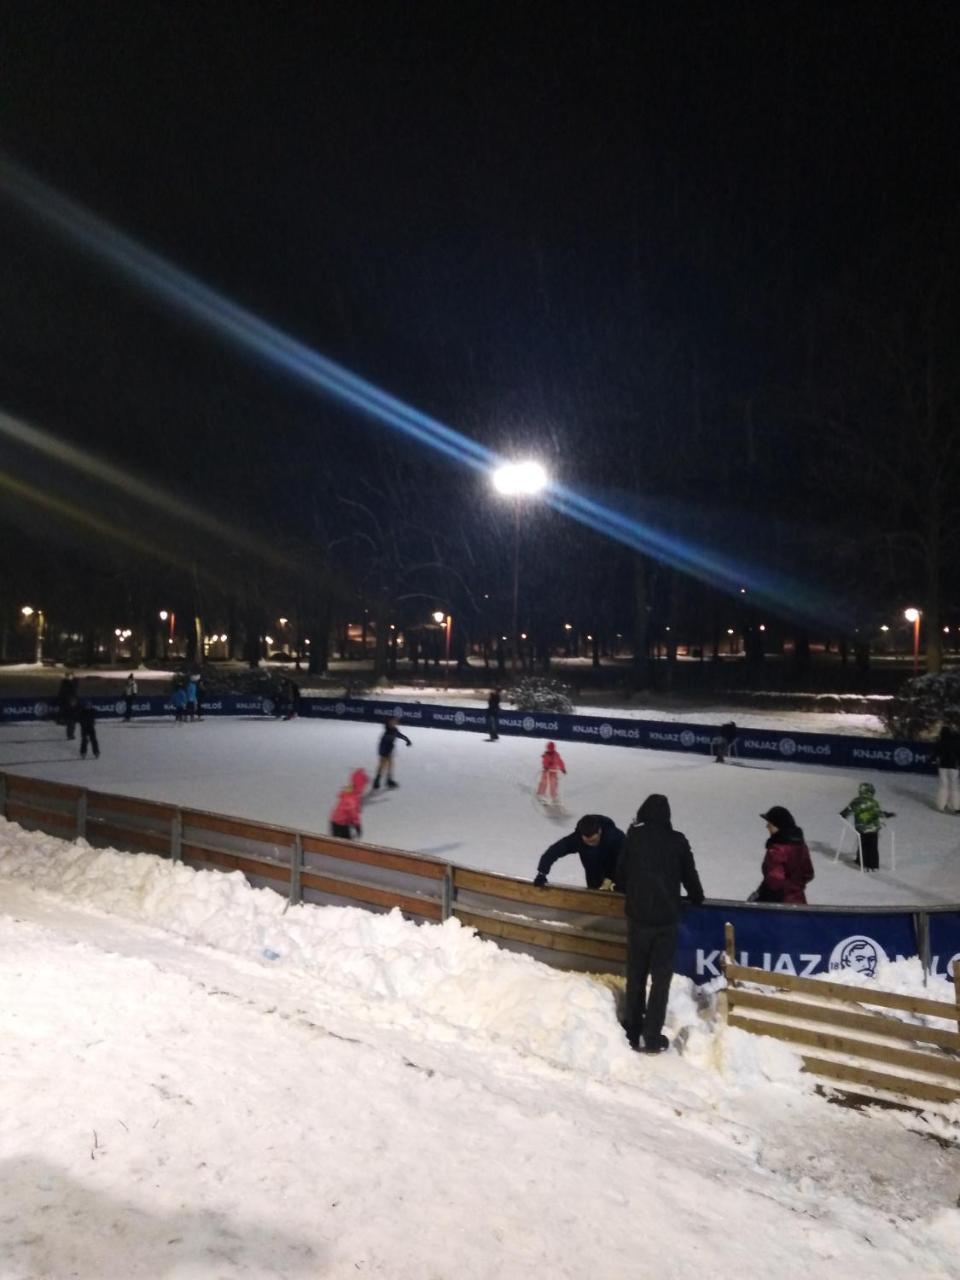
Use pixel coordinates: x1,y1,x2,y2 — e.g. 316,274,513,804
750,806,814,901
615,794,704,1054
839,782,895,872
933,724,960,814
533,814,625,889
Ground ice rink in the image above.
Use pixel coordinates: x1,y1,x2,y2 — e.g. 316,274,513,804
2,713,958,907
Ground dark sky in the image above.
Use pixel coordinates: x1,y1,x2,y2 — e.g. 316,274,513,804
1,2,958,627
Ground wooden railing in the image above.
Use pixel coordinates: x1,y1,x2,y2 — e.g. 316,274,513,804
721,922,960,1110
0,770,626,970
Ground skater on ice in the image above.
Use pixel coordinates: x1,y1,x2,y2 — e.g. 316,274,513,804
933,724,960,813
536,741,566,804
171,684,187,724
751,806,814,900
533,814,624,889
123,672,138,722
77,700,100,759
373,717,412,790
330,768,369,839
486,685,501,741
616,794,704,1054
839,782,895,872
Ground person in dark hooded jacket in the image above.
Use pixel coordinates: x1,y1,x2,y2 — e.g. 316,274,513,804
752,806,814,902
615,794,704,1054
533,814,625,889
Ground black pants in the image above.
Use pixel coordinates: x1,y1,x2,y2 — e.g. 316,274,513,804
331,822,352,839
80,724,99,758
487,713,499,740
860,830,879,871
64,713,76,741
124,695,134,722
623,922,677,1047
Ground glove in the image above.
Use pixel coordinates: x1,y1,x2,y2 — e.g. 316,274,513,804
746,889,760,903
599,878,615,892
533,873,548,888
885,812,896,819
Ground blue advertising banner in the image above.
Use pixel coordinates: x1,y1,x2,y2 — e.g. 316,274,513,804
926,912,960,982
0,692,939,773
678,903,923,984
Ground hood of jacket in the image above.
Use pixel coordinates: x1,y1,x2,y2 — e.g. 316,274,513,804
636,793,671,826
350,768,369,793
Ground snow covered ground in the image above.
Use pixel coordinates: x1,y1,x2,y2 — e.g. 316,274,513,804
2,715,959,907
2,820,959,1279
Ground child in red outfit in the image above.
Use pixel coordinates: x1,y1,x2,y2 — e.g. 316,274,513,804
330,768,369,839
537,742,567,802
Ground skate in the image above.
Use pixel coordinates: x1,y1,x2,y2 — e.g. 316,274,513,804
372,777,381,790
386,779,399,789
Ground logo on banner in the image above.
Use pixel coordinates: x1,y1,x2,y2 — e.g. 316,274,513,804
334,702,346,715
454,710,466,726
599,722,613,740
522,716,535,732
680,729,696,747
893,747,914,768
779,737,797,757
262,698,275,716
393,704,404,718
828,935,887,978
34,702,48,718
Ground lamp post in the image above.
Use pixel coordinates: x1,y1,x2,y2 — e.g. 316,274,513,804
492,460,548,672
21,605,44,664
904,607,921,676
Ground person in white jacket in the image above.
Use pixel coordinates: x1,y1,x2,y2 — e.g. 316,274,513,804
123,673,138,723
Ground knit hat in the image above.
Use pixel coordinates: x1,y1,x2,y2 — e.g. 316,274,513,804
760,805,795,831
858,782,876,798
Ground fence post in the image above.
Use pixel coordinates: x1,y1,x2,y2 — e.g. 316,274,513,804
441,865,453,921
290,833,302,907
916,912,931,988
75,791,87,841
0,772,6,820
723,921,736,970
170,810,182,863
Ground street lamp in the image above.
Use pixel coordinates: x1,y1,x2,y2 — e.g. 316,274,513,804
432,611,452,672
904,607,921,676
492,460,548,671
21,605,44,664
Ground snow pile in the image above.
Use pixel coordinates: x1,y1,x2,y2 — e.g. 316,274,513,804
0,819,730,1081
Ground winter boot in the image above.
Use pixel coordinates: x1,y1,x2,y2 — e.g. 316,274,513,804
372,777,380,790
386,779,399,789
642,1034,670,1054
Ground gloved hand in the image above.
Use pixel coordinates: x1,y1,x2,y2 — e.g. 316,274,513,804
746,889,760,903
885,811,896,819
599,878,615,892
533,873,548,888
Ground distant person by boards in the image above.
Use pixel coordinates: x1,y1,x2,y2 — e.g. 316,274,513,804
616,794,704,1054
713,722,737,763
750,806,814,901
77,700,100,759
486,686,501,741
533,814,625,890
839,783,895,872
171,686,187,724
373,717,411,790
57,672,78,738
933,725,960,813
124,673,138,722
536,741,566,804
330,769,369,839
185,677,198,723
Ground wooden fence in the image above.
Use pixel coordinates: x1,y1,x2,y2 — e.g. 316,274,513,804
721,922,960,1110
0,771,629,973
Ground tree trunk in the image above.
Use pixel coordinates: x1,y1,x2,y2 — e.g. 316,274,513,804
631,555,652,689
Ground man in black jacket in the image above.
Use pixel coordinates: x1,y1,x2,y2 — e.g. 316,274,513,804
533,814,625,890
616,794,704,1054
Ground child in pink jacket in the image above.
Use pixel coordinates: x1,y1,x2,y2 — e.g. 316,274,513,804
330,768,369,839
537,742,567,802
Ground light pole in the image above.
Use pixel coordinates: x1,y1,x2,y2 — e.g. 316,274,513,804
21,605,44,664
492,460,548,672
904,607,921,676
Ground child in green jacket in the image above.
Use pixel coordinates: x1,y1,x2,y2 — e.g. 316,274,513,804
840,782,895,872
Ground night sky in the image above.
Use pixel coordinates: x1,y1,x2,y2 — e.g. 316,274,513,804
1,3,958,648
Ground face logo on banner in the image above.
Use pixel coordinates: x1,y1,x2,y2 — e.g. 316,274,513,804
262,698,275,716
893,747,914,768
779,737,797,757
334,702,346,715
828,935,887,978
114,700,126,715
393,705,404,718
454,710,466,725
522,716,535,732
33,702,48,718
680,729,696,747
599,723,613,740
